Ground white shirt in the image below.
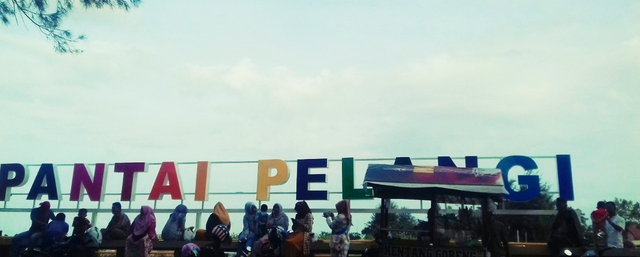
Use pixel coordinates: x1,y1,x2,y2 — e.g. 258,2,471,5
605,215,626,248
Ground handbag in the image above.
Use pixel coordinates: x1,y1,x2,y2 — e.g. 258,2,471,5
183,227,196,241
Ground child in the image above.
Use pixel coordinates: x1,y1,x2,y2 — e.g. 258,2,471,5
591,201,609,231
72,208,92,238
255,204,269,240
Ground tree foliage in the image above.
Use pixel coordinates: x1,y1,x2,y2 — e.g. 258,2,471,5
500,170,557,243
0,0,140,53
361,201,419,239
613,197,640,222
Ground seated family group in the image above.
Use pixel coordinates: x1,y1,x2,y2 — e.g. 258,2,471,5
11,199,353,257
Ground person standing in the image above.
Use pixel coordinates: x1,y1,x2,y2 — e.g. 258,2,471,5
102,202,131,240
11,201,55,257
325,199,352,257
547,198,582,257
285,201,314,257
125,206,157,257
482,211,510,257
591,201,609,248
604,201,625,248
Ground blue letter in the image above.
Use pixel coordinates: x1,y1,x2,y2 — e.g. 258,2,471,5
556,154,574,201
437,156,479,168
496,156,540,202
27,164,61,200
296,159,328,200
0,163,28,201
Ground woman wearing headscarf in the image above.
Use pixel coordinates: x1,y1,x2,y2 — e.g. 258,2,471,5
267,203,289,231
162,204,191,241
206,202,231,240
238,202,258,256
325,200,352,257
181,243,200,257
285,201,314,257
252,203,290,256
125,206,157,257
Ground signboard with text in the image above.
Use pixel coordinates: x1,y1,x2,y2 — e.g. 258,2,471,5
0,154,574,203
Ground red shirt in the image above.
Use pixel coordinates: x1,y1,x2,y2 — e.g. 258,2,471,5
591,208,608,224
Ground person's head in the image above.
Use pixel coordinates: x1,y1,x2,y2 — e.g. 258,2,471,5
483,211,494,224
597,201,606,209
40,201,51,212
213,202,227,214
140,205,154,217
244,202,257,215
112,202,122,215
175,204,188,214
181,243,200,257
294,201,311,215
556,198,568,212
261,204,268,212
623,240,635,249
336,199,350,214
55,213,66,221
272,203,282,215
606,201,617,216
78,208,88,218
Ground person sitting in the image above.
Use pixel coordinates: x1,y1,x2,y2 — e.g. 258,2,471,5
12,201,55,257
255,204,270,239
238,202,258,256
162,204,191,241
253,203,289,257
42,213,69,250
206,202,231,240
125,206,157,257
62,224,102,257
181,243,200,257
101,202,131,240
202,224,232,257
285,201,314,257
72,209,92,238
267,203,289,231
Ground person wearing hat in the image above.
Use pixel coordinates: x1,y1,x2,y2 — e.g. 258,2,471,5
11,201,56,257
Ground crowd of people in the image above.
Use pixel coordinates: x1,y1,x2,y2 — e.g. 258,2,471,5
10,199,353,257
547,197,638,257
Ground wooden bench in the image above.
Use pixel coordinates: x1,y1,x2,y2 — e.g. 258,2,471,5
97,239,372,257
0,237,372,257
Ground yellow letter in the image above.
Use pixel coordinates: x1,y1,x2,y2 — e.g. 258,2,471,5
256,159,289,201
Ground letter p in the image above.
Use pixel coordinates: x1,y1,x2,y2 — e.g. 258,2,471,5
0,163,28,201
256,159,290,201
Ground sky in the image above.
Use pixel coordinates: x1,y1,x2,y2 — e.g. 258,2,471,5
1,0,639,237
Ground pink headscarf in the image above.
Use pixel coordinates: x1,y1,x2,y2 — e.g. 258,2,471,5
132,205,156,237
